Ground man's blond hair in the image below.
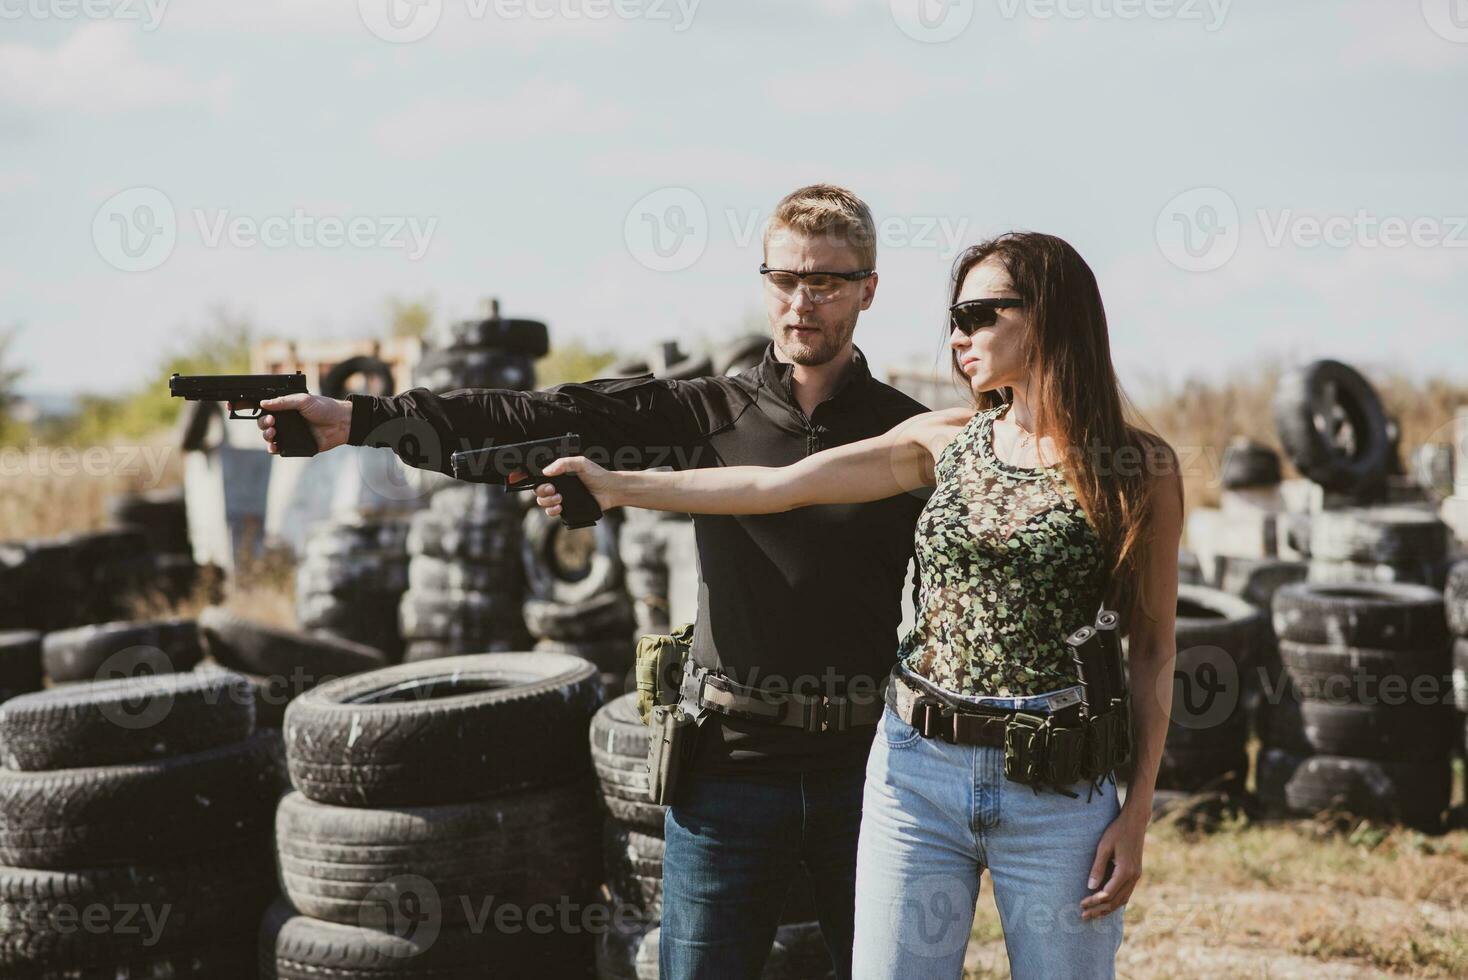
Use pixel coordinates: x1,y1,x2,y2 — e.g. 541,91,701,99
763,184,877,270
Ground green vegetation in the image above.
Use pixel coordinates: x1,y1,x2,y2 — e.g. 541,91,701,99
0,324,25,444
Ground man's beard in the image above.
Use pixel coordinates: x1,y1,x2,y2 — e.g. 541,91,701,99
775,316,856,366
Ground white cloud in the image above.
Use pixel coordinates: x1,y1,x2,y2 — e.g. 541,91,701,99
370,78,629,159
0,23,233,112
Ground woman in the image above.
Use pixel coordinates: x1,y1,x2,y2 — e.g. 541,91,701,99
535,232,1181,978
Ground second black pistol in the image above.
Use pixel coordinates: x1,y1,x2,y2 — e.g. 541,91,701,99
449,432,603,529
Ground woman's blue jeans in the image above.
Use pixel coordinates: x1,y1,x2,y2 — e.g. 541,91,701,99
852,702,1126,979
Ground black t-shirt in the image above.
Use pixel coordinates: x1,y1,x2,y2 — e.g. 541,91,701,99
347,342,931,776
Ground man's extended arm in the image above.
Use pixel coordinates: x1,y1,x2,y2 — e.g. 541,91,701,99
253,374,717,476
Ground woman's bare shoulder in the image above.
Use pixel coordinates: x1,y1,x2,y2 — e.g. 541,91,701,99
895,406,975,461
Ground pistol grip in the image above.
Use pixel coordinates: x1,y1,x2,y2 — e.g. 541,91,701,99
552,474,602,529
274,410,319,458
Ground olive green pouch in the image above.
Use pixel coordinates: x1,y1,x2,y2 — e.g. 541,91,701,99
634,623,695,726
1003,712,1051,786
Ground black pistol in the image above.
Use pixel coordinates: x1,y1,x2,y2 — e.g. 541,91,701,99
169,372,318,458
449,432,603,529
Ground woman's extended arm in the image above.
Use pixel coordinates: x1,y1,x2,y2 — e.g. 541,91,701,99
533,408,967,517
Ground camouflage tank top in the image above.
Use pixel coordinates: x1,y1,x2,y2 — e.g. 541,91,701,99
896,405,1108,697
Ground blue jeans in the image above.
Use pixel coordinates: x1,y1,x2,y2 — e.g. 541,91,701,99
660,767,864,980
852,704,1126,979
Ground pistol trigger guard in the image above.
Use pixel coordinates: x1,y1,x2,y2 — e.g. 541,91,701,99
230,406,263,420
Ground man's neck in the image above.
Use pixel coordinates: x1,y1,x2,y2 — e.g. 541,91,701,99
775,345,856,418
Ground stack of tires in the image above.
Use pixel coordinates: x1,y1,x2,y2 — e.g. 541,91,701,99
401,483,530,660
107,488,199,603
1447,561,1468,759
1144,586,1263,803
264,653,604,978
523,508,635,696
199,606,389,728
619,508,687,637
417,309,545,393
1306,507,1453,589
1260,581,1456,831
0,527,157,632
0,667,282,976
295,517,411,662
590,693,832,980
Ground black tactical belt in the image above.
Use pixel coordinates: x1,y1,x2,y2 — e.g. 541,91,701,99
690,670,886,733
887,666,1083,746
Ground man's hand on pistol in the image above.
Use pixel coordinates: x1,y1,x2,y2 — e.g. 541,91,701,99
229,393,353,455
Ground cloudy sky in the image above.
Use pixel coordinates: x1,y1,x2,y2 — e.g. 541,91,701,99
2,0,1465,399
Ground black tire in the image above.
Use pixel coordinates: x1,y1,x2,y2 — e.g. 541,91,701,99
0,842,276,971
1274,639,1451,705
198,605,388,681
1168,586,1262,663
524,592,635,643
534,638,634,696
0,666,255,770
1271,581,1448,650
259,897,594,979
284,652,602,807
589,693,665,832
106,488,190,555
1260,695,1455,761
41,618,203,683
296,593,404,658
1272,359,1392,493
401,636,531,661
276,781,600,927
521,509,623,604
1213,557,1308,609
408,509,520,563
0,730,284,868
1309,507,1450,564
1156,745,1247,797
320,355,394,399
1452,638,1468,713
399,589,521,643
414,349,537,392
1220,439,1281,489
0,631,43,703
246,671,295,728
407,555,521,594
429,317,550,357
1256,747,1450,831
306,520,411,558
296,552,409,596
1443,559,1468,638
429,481,523,518
0,537,86,631
1305,558,1444,589
711,335,771,378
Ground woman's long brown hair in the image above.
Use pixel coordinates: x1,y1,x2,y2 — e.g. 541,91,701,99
948,232,1181,627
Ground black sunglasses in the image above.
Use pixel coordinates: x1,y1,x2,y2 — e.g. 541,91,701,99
949,298,1024,336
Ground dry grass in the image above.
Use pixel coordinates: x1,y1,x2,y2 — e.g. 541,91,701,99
963,746,1468,978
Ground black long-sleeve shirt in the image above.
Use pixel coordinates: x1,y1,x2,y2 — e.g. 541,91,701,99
347,342,931,776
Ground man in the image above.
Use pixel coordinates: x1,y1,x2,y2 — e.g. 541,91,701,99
250,185,930,980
